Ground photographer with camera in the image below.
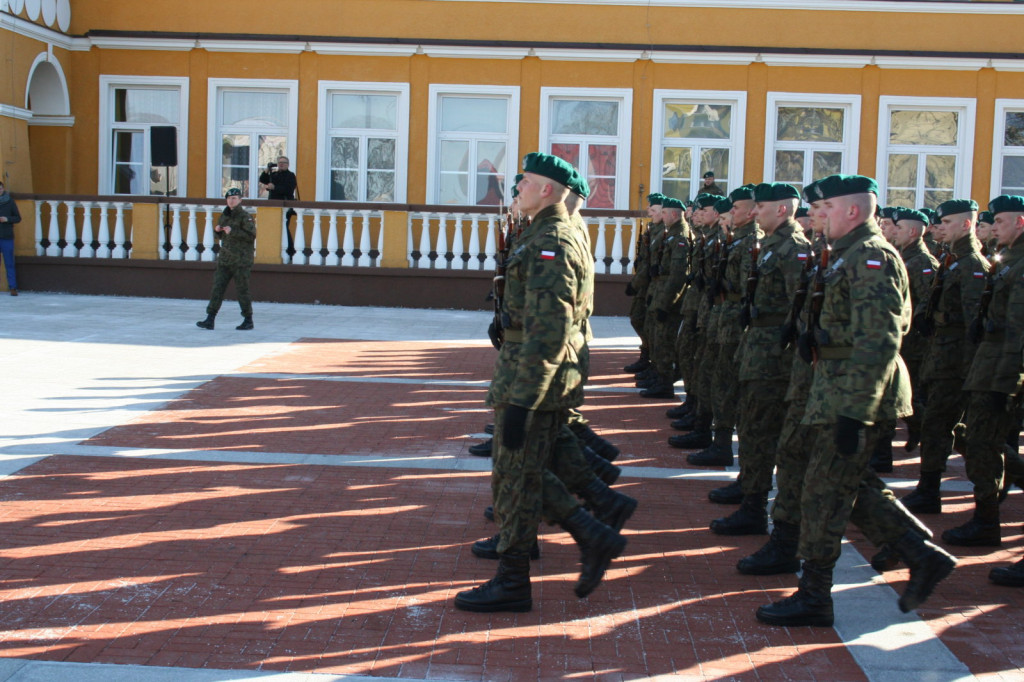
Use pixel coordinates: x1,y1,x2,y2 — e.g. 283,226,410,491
259,156,299,256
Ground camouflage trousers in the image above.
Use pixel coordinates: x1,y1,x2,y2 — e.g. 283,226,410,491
543,425,597,523
738,379,789,496
770,400,815,526
492,406,577,555
963,391,1023,507
694,334,717,421
799,424,927,565
206,260,253,317
653,312,684,380
918,378,967,474
629,291,648,351
901,350,926,434
711,342,740,432
675,318,701,401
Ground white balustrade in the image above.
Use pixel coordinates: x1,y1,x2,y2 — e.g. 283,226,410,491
326,211,340,266
482,214,496,271
357,210,372,267
609,218,624,274
184,206,199,261
34,201,43,256
112,204,128,258
309,209,325,266
416,214,432,268
79,202,95,258
467,214,481,271
167,205,183,261
202,208,215,262
96,202,111,258
61,201,78,257
293,209,308,265
594,218,608,274
343,212,356,266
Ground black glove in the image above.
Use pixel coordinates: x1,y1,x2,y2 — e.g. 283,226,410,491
625,283,637,297
779,321,798,351
487,321,503,351
502,405,530,450
796,331,815,364
913,311,935,338
968,317,985,344
835,415,864,456
656,308,668,323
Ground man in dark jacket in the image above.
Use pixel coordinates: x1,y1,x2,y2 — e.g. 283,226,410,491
196,188,257,331
0,181,21,296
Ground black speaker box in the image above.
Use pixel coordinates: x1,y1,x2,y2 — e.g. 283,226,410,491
151,126,178,167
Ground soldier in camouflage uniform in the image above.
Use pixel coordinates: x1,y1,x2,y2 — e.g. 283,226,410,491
903,199,989,514
634,200,669,390
757,175,955,628
976,211,997,258
941,195,1024,549
623,194,665,373
455,153,625,613
196,187,257,331
710,183,810,535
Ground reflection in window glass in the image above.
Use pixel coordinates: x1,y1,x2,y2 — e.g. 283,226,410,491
777,107,844,143
774,150,804,184
887,190,916,208
664,103,731,139
889,110,958,146
440,140,469,173
441,97,507,133
551,143,581,168
368,138,396,171
114,89,179,124
925,154,956,191
587,145,617,210
367,171,394,202
700,149,729,184
222,91,287,127
1005,112,1024,147
113,131,143,194
331,94,398,130
887,154,918,188
551,100,618,136
661,147,691,201
813,151,843,178
1002,156,1024,194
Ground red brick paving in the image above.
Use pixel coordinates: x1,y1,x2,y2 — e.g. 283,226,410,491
5,338,1024,678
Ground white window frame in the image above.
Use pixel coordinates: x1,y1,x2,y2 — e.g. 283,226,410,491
991,99,1024,199
426,84,520,206
207,78,298,199
876,96,976,209
315,81,410,203
98,75,190,196
540,87,632,210
650,89,746,202
763,92,861,191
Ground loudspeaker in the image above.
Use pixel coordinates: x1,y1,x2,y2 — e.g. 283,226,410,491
150,126,178,167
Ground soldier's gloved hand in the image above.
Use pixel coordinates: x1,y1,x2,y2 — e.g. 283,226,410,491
502,405,530,450
835,415,864,456
487,321,503,351
779,322,797,351
912,311,935,337
656,308,668,323
625,283,637,297
796,331,815,364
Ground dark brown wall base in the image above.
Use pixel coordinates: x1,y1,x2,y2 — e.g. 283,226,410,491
15,257,633,316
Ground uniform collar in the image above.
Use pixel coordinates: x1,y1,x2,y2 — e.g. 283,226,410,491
832,221,879,253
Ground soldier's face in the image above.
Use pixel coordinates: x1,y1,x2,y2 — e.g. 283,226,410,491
976,222,993,241
809,201,827,234
516,173,548,214
753,201,782,232
650,205,664,222
226,196,242,209
993,212,1024,247
894,221,922,248
731,199,756,227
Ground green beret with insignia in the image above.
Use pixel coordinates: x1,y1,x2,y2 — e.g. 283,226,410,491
879,206,899,221
936,199,978,219
919,208,939,225
713,197,733,214
895,207,929,225
815,174,879,199
703,171,715,179
754,182,800,202
567,170,590,199
802,181,822,204
978,211,994,225
647,193,665,206
728,184,756,202
661,197,684,210
795,206,809,218
511,173,523,199
684,199,694,209
694,193,723,209
989,195,1024,216
522,152,575,187
225,187,242,198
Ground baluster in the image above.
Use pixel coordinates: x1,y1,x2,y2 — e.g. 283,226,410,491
451,214,466,270
434,213,449,269
626,219,638,273
407,213,415,267
594,218,608,274
467,214,482,270
168,205,183,260
326,210,340,266
112,204,127,258
609,218,624,275
96,202,111,258
201,207,215,261
416,214,431,268
342,211,356,266
309,209,324,265
34,201,43,255
357,210,372,267
61,201,79,257
45,200,61,256
182,206,199,261
293,209,307,264
78,202,95,258
483,213,496,270
375,211,385,266
280,210,290,263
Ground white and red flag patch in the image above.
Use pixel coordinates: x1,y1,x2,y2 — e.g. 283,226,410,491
866,259,882,270
540,250,557,260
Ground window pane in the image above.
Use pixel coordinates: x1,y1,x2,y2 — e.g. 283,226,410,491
258,135,287,168
441,97,507,133
222,91,287,127
923,190,954,209
1005,112,1024,147
1001,155,1024,193
114,130,142,163
776,107,844,143
331,94,397,130
439,173,468,204
588,145,617,178
662,180,690,202
330,170,357,201
114,88,179,124
588,178,615,210
113,131,143,194
221,168,248,197
149,166,178,196
700,149,729,185
221,134,250,180
662,147,692,181
476,141,506,206
368,138,396,170
551,143,580,168
551,100,618,136
331,137,359,170
440,140,469,172
664,103,731,139
887,189,916,208
887,153,917,188
925,154,956,190
367,171,394,202
889,110,958,146
813,151,843,178
775,150,804,183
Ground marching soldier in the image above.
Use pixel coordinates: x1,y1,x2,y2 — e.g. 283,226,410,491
623,194,665,373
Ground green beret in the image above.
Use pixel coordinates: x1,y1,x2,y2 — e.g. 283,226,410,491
684,199,694,209
879,206,899,221
815,174,878,200
978,211,994,224
567,170,590,199
754,182,800,202
935,199,978,219
728,184,756,202
522,152,575,187
647,193,665,206
989,195,1024,216
918,208,939,225
225,187,242,198
713,197,733,214
795,206,809,218
802,181,821,204
661,197,684,210
694,193,723,209
895,207,928,225
703,171,715,178
511,173,523,199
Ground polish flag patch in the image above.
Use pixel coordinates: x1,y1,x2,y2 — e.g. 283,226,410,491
974,272,986,279
866,260,882,270
797,252,808,261
922,268,933,275
540,250,557,260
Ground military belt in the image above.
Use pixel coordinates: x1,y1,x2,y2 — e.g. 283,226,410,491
817,346,853,360
935,326,965,337
750,314,788,327
503,328,524,343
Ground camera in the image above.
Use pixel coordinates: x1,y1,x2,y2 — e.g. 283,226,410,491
267,162,278,172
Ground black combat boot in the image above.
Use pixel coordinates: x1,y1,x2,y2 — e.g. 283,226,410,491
869,432,893,473
634,367,658,384
686,429,733,466
640,377,676,399
454,552,532,612
582,445,620,486
905,417,922,453
756,561,834,627
196,313,215,330
942,504,1000,547
871,496,936,571
236,316,254,330
666,398,693,419
468,439,492,457
892,530,957,612
568,422,621,462
471,533,540,560
623,351,650,374
737,521,801,575
901,470,943,514
668,427,712,449
708,476,743,504
710,493,768,535
484,423,494,435
670,413,700,431
579,479,638,531
989,557,1024,587
559,507,627,598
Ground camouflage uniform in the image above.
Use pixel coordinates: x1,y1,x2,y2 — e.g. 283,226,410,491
642,222,668,364
675,228,705,390
628,223,654,354
206,206,256,317
695,227,723,418
487,202,592,555
899,239,940,437
651,219,692,381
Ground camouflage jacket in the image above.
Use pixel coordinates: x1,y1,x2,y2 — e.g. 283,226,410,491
215,206,257,266
963,233,1024,396
716,221,763,346
699,225,725,334
629,221,656,291
802,221,912,426
738,220,811,383
570,211,596,342
680,224,710,319
899,240,940,364
642,222,667,292
652,219,692,313
920,233,989,382
784,234,824,405
487,202,593,411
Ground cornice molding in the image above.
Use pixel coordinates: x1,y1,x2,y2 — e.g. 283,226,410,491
28,115,75,127
430,0,1024,14
0,104,33,121
0,11,88,50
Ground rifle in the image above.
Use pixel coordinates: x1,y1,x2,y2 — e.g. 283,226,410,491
694,230,709,291
968,255,1002,344
797,243,831,364
707,227,732,306
739,238,762,330
490,204,512,349
916,248,953,337
780,242,817,350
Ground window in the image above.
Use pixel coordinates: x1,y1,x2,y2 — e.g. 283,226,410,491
208,79,298,199
98,76,189,196
876,97,975,210
315,82,409,202
540,88,632,210
992,100,1024,198
651,90,746,203
764,93,861,199
427,85,519,206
